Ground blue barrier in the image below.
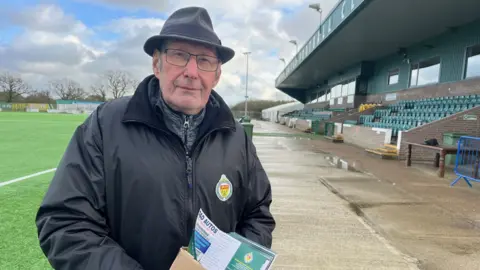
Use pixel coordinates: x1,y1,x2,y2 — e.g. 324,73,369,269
450,136,480,187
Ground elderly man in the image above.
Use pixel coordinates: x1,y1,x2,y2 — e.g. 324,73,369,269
35,6,275,270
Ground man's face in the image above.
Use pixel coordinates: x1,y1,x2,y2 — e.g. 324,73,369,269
153,40,222,115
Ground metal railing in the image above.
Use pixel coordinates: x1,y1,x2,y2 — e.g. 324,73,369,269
450,136,480,187
275,0,365,87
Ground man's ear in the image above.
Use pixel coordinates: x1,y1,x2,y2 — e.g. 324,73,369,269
152,50,162,77
212,65,222,88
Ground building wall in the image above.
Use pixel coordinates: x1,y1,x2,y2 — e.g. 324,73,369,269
398,106,480,161
368,19,480,95
342,125,391,150
310,107,377,134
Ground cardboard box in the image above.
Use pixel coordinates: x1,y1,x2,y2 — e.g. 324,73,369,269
170,248,205,270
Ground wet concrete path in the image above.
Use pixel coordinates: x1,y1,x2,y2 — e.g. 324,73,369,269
252,122,419,269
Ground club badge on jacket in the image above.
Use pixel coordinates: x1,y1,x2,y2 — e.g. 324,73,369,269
216,174,233,202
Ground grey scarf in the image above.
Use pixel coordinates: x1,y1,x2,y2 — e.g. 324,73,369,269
156,91,206,153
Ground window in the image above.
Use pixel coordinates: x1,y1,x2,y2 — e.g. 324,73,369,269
465,44,480,79
410,57,441,87
326,79,356,105
347,80,356,95
347,95,354,104
341,84,348,96
388,69,399,85
341,1,346,19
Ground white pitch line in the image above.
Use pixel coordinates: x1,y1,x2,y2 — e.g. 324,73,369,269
0,168,57,187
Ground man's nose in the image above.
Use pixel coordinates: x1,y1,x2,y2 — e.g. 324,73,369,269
183,56,199,78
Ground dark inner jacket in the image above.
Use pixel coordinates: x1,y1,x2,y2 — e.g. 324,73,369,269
35,74,276,270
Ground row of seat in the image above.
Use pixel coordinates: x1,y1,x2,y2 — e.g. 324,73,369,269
360,94,480,138
359,115,375,124
381,117,443,125
382,113,446,122
398,94,480,103
363,122,415,136
397,105,474,115
373,109,391,118
282,113,331,121
394,94,480,109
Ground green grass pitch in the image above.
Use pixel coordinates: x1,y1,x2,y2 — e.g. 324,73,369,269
0,112,88,269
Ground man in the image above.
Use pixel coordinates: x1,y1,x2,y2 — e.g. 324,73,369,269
35,6,275,270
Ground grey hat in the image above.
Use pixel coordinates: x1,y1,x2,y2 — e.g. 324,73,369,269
143,6,235,64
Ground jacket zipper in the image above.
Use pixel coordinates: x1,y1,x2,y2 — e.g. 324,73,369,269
183,121,234,242
184,116,194,240
124,118,235,242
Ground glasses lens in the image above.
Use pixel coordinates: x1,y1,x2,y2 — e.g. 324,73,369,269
197,56,219,71
166,49,189,66
165,49,219,71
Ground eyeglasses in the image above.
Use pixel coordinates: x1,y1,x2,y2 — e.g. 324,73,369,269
164,49,220,72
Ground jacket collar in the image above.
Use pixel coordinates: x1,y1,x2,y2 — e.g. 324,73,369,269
122,74,236,134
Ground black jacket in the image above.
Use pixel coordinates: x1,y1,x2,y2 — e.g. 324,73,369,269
35,75,276,270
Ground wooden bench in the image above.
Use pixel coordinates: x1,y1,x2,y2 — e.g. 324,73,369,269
405,142,457,178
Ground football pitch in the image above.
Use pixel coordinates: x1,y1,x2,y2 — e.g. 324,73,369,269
0,112,88,269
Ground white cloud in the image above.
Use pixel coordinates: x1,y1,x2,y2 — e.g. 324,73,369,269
9,4,90,36
0,0,339,104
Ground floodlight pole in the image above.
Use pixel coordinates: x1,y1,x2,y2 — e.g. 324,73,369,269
243,52,251,117
308,3,323,27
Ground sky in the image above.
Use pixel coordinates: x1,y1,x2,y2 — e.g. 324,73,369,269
0,0,338,106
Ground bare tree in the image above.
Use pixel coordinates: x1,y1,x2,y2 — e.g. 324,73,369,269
90,82,108,102
0,72,30,102
25,89,53,103
104,70,135,99
49,78,86,100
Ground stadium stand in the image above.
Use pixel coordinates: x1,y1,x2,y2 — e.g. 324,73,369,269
263,0,480,174
362,94,480,140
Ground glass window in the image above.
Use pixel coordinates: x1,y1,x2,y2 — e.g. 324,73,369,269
388,69,399,85
348,80,356,95
410,57,441,87
335,85,341,97
347,95,354,104
465,44,480,79
328,18,332,32
341,84,348,96
341,1,346,19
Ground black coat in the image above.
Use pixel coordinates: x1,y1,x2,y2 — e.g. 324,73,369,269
35,75,276,270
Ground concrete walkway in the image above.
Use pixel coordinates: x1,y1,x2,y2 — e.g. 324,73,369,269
252,121,419,269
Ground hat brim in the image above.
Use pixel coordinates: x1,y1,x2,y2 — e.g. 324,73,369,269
143,34,235,64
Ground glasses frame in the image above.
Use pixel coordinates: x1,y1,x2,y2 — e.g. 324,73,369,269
163,48,220,72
